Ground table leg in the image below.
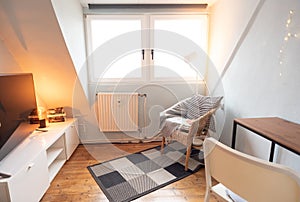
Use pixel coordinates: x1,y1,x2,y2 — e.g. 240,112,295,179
231,121,237,149
269,142,275,162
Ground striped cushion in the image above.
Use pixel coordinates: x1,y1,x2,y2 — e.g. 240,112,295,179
184,95,222,119
165,102,187,117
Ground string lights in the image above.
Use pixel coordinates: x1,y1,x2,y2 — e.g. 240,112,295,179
278,10,298,76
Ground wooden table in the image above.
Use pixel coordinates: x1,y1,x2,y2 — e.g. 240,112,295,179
231,117,300,162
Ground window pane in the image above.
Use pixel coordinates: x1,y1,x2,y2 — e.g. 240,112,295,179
103,51,141,79
154,51,199,80
90,19,141,51
153,16,207,79
89,18,142,79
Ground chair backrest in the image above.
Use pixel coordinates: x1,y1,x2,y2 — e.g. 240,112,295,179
203,137,300,202
195,107,218,136
186,108,217,140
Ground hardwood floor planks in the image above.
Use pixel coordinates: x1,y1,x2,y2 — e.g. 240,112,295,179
41,143,225,202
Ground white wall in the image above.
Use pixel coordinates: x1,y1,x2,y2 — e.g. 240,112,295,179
209,0,300,173
209,0,260,73
0,0,80,112
51,0,89,98
0,39,21,72
85,82,205,142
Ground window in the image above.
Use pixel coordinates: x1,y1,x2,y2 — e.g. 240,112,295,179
151,15,207,81
86,15,145,81
86,14,208,83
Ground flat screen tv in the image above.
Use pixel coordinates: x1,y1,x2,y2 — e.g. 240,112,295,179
0,73,38,161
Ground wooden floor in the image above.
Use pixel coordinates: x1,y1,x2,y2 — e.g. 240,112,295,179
41,143,225,202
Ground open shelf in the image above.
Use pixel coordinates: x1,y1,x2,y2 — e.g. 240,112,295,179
46,148,64,167
48,159,66,182
46,134,67,182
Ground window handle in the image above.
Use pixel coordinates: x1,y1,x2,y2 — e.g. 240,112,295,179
142,49,145,60
151,49,154,60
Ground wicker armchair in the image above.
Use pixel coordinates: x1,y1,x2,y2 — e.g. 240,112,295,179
161,107,218,171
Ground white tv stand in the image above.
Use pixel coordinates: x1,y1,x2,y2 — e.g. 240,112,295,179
0,119,79,202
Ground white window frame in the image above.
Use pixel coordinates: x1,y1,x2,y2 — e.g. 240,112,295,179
85,13,208,84
149,14,208,82
85,14,147,83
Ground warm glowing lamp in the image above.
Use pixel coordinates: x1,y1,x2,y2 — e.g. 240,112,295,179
36,93,48,128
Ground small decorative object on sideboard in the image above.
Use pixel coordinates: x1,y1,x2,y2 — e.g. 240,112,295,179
47,107,66,123
38,107,48,128
28,107,48,128
28,108,39,124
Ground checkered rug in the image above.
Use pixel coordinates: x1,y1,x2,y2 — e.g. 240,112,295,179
88,141,204,202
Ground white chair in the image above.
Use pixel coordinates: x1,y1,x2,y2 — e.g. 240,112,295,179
203,137,300,202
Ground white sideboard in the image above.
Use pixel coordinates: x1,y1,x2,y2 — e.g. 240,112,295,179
0,118,79,202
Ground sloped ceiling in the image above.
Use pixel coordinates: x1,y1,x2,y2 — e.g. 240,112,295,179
0,0,79,110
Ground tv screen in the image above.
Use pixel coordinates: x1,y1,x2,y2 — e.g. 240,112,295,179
0,73,38,161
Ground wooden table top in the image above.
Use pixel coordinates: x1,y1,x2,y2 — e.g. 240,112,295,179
234,117,300,155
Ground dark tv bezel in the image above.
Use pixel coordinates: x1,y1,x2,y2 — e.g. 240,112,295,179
0,73,38,162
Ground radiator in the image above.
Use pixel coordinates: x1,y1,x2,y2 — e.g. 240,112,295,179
97,93,139,132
